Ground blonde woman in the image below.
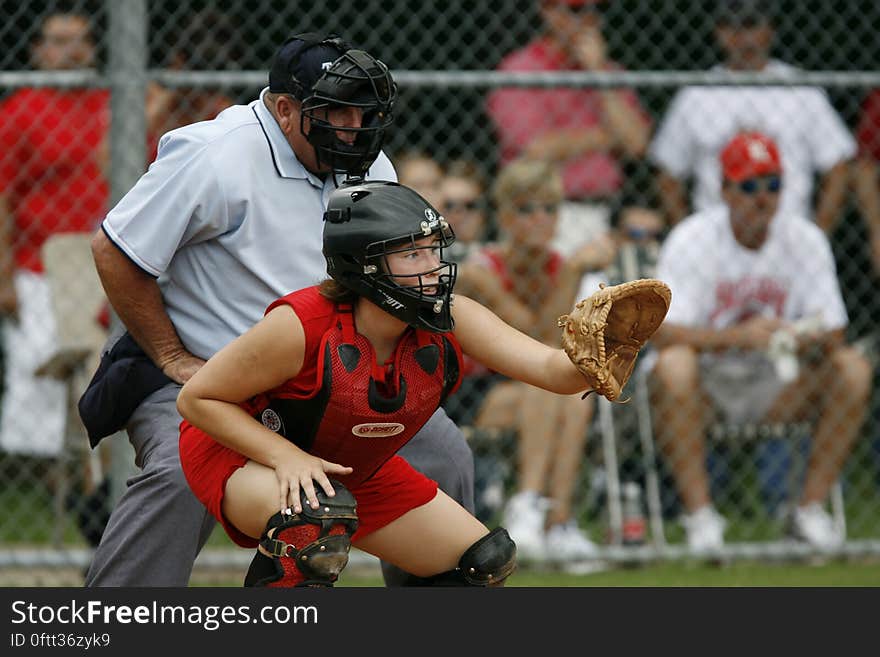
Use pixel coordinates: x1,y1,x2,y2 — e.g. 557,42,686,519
456,158,617,562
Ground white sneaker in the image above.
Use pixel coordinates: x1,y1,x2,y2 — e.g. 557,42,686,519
502,491,550,563
545,521,600,561
681,505,726,552
791,503,844,551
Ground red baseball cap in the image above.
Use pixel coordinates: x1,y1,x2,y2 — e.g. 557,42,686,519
720,131,782,182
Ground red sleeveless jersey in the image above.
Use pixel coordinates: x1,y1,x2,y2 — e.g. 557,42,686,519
242,287,462,488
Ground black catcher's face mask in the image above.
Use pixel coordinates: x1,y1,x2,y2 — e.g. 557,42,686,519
364,224,458,333
301,49,397,178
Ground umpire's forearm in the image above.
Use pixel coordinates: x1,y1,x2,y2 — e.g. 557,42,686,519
91,229,189,369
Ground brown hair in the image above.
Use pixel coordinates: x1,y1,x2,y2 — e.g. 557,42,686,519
318,278,357,304
492,157,564,211
445,157,488,192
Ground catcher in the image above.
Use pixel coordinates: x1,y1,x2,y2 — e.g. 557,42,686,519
176,180,670,587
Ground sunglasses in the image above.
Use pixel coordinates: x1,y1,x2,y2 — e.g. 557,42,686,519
514,201,559,215
625,227,662,242
443,199,482,213
736,175,782,195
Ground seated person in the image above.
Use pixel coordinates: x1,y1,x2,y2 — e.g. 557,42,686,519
647,132,872,552
438,158,493,263
485,0,651,260
394,149,445,207
455,157,614,563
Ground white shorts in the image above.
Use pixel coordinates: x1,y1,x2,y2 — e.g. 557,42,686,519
0,270,67,456
701,353,787,424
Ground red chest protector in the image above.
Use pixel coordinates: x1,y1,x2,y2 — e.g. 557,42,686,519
246,304,462,488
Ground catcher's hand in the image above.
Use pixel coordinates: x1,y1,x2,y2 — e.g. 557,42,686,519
557,278,671,402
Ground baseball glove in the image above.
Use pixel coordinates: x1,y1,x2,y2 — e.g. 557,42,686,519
557,278,671,402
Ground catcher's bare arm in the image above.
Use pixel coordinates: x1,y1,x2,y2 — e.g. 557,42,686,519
453,279,671,401
452,295,591,395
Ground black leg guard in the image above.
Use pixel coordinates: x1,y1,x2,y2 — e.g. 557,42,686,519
244,480,358,588
416,527,517,586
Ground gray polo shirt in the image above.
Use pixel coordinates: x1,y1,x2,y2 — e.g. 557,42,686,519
102,87,397,359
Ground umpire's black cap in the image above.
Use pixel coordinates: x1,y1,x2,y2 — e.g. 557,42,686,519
714,0,773,27
268,33,351,100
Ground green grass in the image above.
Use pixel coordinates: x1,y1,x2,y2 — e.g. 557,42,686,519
333,559,880,587
3,452,879,589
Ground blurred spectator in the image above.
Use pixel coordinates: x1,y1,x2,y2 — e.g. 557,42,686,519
647,132,871,552
574,205,664,307
852,89,880,495
486,0,652,259
438,159,491,418
436,159,495,519
438,158,492,263
0,10,107,457
394,149,444,207
573,206,665,314
617,206,664,249
854,89,880,274
648,0,855,234
573,205,665,522
608,205,664,278
456,158,614,563
145,9,242,163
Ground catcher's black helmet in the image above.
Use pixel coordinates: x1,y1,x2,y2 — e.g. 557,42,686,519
269,33,396,177
323,180,457,332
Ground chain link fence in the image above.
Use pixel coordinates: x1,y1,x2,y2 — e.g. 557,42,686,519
1,0,879,583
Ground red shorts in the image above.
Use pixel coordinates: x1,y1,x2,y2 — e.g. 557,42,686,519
179,422,438,548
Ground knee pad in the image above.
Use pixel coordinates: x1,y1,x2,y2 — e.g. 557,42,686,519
244,481,358,588
419,527,517,586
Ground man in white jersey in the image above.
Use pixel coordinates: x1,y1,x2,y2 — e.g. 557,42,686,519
648,0,855,233
647,131,871,552
78,33,475,586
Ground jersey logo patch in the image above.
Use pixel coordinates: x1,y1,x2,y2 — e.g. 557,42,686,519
261,408,283,433
351,422,405,438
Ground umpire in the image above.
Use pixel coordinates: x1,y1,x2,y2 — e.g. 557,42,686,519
80,33,475,586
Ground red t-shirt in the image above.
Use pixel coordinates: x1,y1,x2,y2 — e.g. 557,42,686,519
0,88,110,272
856,89,880,161
486,38,650,200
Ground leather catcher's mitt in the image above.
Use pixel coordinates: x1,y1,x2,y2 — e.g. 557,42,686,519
557,279,671,402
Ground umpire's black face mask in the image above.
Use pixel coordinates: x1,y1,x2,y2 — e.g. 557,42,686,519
299,49,396,179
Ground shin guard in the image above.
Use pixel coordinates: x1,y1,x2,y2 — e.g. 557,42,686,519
244,481,358,587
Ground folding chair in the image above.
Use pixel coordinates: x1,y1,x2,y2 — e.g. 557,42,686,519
631,373,847,549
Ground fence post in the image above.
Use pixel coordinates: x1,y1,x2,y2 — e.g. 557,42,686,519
105,0,148,506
